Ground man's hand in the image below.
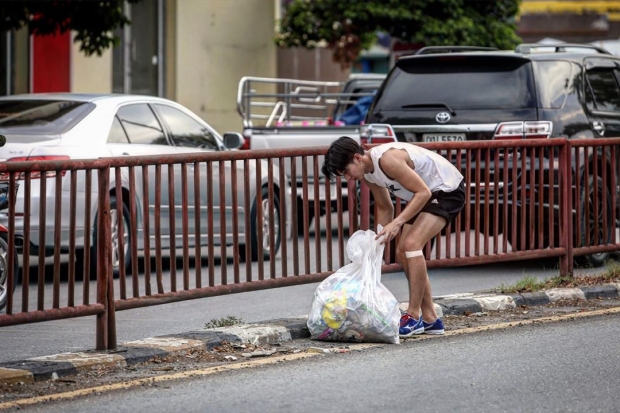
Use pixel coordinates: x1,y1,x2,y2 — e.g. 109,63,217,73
376,219,404,244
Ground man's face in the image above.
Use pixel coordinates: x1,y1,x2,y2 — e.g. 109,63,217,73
338,155,364,181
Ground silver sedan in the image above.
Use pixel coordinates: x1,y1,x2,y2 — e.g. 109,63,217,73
0,94,288,278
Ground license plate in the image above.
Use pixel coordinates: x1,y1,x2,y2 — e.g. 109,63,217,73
422,133,465,142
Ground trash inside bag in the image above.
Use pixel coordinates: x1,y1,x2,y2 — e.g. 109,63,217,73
307,226,400,344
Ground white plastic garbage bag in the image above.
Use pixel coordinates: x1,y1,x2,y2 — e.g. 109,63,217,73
307,226,400,344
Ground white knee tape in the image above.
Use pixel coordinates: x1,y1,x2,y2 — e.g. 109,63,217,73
405,250,423,258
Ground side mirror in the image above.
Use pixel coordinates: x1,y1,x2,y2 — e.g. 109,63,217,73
223,132,244,150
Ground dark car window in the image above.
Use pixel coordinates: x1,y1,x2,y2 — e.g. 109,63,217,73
374,56,536,110
107,116,130,143
533,61,571,109
155,104,218,149
0,100,95,135
585,69,620,112
117,104,167,145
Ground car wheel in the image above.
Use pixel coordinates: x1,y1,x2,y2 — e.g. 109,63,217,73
241,187,281,261
0,233,19,311
79,195,132,280
576,176,613,268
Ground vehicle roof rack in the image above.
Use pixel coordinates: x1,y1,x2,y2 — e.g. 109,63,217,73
413,46,499,55
516,43,611,55
348,73,387,80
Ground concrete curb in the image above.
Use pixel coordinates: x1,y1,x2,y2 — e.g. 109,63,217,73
434,283,620,315
0,319,310,385
1,284,619,385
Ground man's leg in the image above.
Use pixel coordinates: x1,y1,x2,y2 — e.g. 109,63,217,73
397,212,445,321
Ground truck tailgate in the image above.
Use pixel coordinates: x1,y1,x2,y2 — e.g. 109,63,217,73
245,126,362,202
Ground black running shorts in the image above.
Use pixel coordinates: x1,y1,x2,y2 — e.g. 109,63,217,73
406,179,466,227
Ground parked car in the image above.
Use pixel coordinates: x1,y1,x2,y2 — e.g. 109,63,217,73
363,44,620,266
0,94,288,279
0,223,18,311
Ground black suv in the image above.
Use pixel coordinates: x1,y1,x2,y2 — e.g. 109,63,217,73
362,44,620,266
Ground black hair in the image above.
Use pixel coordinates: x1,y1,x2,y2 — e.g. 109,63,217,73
321,136,364,180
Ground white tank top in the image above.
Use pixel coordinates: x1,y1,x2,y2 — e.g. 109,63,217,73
364,142,463,202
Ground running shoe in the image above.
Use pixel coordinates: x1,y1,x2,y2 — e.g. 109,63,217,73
399,313,424,337
422,318,445,335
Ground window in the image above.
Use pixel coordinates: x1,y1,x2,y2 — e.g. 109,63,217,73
155,104,218,149
585,70,620,112
375,56,536,110
0,28,29,96
116,104,166,145
0,100,95,134
113,0,163,96
107,116,130,143
533,61,571,109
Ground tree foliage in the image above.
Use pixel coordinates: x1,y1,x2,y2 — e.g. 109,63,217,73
0,0,140,56
276,0,522,68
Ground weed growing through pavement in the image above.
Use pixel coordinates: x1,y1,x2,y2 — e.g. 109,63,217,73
603,260,620,280
204,315,244,329
494,259,620,294
495,275,546,294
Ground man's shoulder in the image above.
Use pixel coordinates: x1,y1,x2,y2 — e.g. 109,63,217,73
377,145,409,163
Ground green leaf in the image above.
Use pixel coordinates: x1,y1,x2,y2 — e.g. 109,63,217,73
0,0,140,56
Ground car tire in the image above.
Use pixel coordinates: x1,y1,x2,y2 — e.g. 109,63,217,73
241,187,281,261
575,176,613,268
0,233,19,312
78,195,132,280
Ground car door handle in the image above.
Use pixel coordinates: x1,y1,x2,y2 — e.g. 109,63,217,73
592,121,605,136
122,152,130,156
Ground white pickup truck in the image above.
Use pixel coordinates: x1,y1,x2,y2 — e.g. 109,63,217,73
236,74,386,229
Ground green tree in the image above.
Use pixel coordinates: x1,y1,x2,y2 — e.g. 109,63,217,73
276,0,522,68
0,0,140,56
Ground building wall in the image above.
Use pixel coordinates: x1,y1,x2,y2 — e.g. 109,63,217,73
175,0,277,134
277,47,350,82
518,0,620,43
71,35,113,94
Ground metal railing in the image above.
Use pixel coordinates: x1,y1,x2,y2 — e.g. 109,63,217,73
0,139,619,351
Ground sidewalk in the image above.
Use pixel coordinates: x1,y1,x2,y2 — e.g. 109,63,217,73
1,283,619,384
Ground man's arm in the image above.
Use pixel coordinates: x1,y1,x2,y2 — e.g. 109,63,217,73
376,149,432,242
364,178,394,229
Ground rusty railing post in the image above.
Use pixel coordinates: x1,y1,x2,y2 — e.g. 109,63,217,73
559,139,574,277
96,164,116,349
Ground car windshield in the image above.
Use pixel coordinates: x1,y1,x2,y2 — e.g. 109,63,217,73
0,100,95,135
375,56,536,110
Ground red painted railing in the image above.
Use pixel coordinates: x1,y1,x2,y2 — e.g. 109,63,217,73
0,139,618,350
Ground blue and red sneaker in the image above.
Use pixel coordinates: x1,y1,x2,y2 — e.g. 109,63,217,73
399,313,424,337
422,318,445,335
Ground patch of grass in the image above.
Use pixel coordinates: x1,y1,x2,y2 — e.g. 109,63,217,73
495,275,547,294
204,315,244,329
494,260,620,294
603,260,620,280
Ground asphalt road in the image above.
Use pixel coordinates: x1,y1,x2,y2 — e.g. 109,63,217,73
0,252,605,364
18,313,620,413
